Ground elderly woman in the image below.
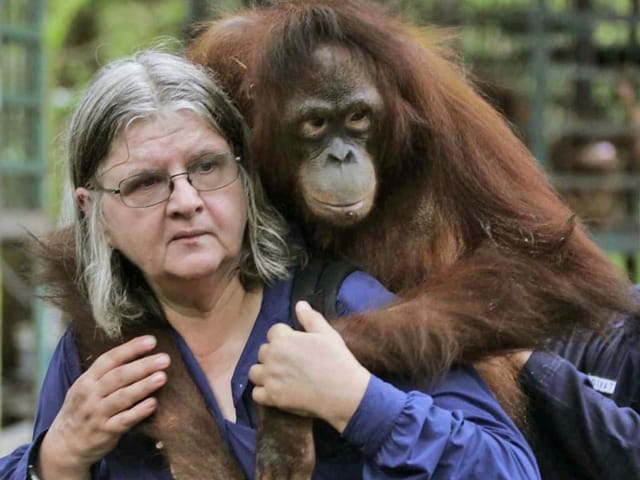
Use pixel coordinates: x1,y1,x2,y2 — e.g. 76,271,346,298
0,51,539,480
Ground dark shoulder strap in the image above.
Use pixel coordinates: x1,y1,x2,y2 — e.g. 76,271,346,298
289,256,358,329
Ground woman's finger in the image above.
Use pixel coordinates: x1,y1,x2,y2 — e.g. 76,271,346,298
295,301,335,335
103,397,159,433
101,371,167,416
90,336,158,380
257,343,269,364
252,386,269,405
248,363,265,386
98,352,170,397
266,323,293,342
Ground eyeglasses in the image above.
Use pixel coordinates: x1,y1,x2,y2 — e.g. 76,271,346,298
95,152,241,208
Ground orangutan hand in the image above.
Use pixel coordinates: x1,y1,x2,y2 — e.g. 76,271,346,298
37,335,170,479
249,301,371,433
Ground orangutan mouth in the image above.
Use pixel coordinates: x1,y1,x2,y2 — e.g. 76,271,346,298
313,197,368,214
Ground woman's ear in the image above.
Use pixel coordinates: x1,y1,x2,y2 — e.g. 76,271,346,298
75,187,92,216
75,187,114,247
75,187,91,216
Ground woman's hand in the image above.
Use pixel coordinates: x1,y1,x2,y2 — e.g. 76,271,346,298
249,301,370,433
37,335,170,479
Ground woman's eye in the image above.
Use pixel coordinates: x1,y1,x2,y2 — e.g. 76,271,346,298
346,110,370,131
194,160,216,174
121,172,164,195
300,117,328,139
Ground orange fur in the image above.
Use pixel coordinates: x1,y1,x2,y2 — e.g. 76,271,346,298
188,0,638,385
188,1,640,475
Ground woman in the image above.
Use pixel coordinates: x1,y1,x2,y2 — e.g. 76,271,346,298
0,50,539,480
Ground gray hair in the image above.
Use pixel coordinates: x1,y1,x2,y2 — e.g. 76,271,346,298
67,50,299,338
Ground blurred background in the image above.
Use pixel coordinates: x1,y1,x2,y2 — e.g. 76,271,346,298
1,0,639,453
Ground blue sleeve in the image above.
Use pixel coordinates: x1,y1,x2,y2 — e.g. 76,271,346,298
0,329,82,480
522,350,640,479
336,271,398,315
336,272,540,479
342,372,539,479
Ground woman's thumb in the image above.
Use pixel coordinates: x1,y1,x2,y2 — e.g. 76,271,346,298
295,301,333,334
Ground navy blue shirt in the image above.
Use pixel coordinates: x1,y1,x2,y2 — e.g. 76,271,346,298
0,272,539,479
522,315,640,480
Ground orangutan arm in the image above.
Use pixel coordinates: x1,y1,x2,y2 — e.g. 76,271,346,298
138,329,246,480
332,240,635,382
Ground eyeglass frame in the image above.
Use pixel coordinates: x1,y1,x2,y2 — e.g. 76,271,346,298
92,152,242,208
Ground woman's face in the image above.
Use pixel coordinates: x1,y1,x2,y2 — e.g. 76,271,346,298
77,110,248,289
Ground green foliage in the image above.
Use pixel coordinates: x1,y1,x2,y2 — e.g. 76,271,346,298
96,1,187,62
45,0,90,50
44,0,187,216
610,254,640,283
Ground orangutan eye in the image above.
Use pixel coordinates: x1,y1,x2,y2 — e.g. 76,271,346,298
346,109,371,132
300,116,328,139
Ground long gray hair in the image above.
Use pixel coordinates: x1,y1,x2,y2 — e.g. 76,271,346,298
66,50,299,338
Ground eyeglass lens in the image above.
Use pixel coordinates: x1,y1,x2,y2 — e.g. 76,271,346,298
118,152,239,207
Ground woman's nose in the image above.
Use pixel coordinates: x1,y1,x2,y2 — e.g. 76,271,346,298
166,175,204,217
